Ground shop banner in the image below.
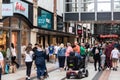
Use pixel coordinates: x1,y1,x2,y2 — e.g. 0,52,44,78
38,10,52,29
2,4,13,16
12,1,28,18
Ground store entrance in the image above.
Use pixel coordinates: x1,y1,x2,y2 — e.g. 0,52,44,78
11,31,21,64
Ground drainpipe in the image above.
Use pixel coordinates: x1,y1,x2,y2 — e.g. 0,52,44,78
53,0,57,30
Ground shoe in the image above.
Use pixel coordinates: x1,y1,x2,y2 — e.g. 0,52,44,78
26,78,28,80
115,68,117,71
98,68,101,71
106,68,109,70
95,69,97,71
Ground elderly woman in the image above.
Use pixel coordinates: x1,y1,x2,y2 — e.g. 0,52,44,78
57,43,66,71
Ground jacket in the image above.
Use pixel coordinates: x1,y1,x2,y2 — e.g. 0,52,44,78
35,49,45,65
57,48,66,56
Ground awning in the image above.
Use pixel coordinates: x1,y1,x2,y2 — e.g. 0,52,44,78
33,26,76,36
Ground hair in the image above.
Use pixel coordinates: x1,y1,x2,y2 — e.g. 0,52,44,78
25,46,33,54
60,43,64,48
11,43,14,48
39,44,42,48
67,43,71,46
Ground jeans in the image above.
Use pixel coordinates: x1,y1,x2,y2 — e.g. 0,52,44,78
25,62,32,77
36,64,45,79
11,56,19,68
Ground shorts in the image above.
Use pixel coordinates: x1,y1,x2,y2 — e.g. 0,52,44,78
112,58,118,62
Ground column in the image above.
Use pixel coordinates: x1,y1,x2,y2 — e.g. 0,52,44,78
53,0,57,30
0,0,3,27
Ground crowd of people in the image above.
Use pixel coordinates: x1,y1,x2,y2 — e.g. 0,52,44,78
0,40,120,80
91,41,120,71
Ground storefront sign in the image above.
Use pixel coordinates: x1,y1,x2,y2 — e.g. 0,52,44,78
11,0,20,2
2,4,13,16
13,1,28,18
38,10,52,29
100,34,118,38
38,16,46,25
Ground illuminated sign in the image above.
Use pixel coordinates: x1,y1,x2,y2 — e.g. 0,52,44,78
100,34,118,38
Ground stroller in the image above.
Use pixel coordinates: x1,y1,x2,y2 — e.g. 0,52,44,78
66,52,89,79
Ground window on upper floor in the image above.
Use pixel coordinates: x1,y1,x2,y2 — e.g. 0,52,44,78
97,2,111,12
65,3,79,12
97,0,110,2
81,2,94,12
114,1,120,11
65,0,78,2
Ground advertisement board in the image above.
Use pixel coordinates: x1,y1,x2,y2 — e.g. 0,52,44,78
38,10,52,29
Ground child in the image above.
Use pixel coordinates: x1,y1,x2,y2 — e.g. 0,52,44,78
101,48,106,70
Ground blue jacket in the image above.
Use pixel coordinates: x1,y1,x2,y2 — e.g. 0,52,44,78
57,48,66,56
35,49,45,65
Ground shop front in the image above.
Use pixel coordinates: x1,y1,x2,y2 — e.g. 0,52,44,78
1,0,33,65
2,15,31,65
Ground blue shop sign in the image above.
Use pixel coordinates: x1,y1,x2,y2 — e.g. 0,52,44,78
38,10,52,29
38,16,46,25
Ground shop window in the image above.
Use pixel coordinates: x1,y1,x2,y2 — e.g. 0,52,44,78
11,17,19,29
0,31,7,51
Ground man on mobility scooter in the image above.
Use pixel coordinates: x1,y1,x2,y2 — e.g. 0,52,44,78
66,51,89,79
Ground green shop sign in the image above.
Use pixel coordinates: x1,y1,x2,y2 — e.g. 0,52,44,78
38,10,52,29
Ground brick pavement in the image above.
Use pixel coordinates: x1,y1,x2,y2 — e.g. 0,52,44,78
2,62,58,80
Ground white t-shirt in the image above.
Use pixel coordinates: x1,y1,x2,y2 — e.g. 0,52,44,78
25,51,34,62
0,52,4,61
45,47,49,55
111,49,120,59
11,48,16,56
54,46,59,54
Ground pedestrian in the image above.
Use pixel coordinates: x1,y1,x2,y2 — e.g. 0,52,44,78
73,41,80,57
65,43,73,70
65,43,73,57
45,44,49,62
34,44,46,80
105,42,113,70
110,47,120,71
0,51,4,80
25,43,34,80
100,48,106,70
48,44,55,63
80,43,86,68
92,43,101,71
54,43,60,62
11,43,19,69
57,43,66,71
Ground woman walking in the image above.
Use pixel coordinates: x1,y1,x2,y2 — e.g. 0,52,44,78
11,43,19,68
25,43,34,80
34,44,46,80
57,43,66,71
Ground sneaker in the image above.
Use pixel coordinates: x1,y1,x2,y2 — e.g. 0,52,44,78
95,69,97,71
106,68,109,70
115,68,117,71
